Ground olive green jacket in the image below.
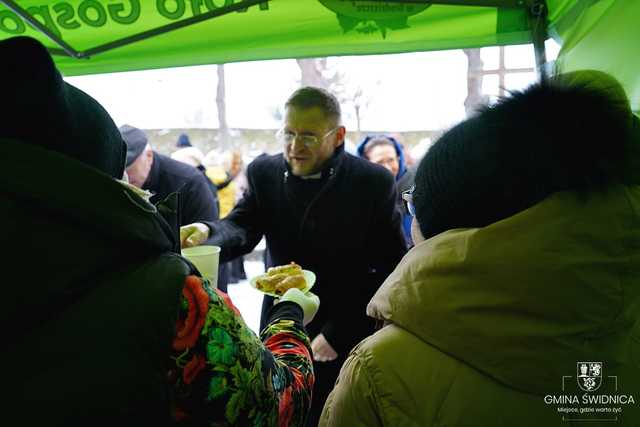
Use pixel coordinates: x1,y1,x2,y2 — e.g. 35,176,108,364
321,184,640,427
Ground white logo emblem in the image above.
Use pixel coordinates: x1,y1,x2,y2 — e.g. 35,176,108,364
577,362,603,392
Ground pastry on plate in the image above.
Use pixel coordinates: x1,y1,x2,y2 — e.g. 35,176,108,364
256,262,306,295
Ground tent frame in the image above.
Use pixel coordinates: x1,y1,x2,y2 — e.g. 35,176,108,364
0,0,549,79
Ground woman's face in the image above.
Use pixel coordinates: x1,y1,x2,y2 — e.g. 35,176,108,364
367,144,399,177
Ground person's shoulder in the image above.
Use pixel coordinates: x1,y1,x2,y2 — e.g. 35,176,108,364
397,167,415,192
353,324,436,376
403,165,416,180
156,152,201,180
342,152,395,189
343,152,391,177
247,152,284,176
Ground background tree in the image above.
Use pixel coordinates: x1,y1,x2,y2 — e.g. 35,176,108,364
463,48,489,117
296,58,331,89
217,64,231,151
296,57,376,143
184,109,205,128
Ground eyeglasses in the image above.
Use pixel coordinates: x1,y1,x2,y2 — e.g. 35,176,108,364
276,127,339,147
402,186,416,217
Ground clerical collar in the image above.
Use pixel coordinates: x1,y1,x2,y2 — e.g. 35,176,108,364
283,143,345,181
300,172,322,180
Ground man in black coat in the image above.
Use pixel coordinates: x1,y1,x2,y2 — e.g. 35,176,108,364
180,86,407,425
121,125,229,291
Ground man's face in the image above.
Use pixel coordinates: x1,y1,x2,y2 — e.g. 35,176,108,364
367,144,399,177
283,106,344,177
126,148,153,188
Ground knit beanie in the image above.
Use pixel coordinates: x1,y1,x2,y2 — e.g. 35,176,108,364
0,36,126,178
177,133,192,147
413,70,632,240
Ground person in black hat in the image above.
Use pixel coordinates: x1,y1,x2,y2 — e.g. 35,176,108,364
2,36,318,426
320,72,640,426
120,124,233,291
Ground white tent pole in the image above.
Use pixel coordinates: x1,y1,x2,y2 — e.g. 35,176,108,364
528,0,549,82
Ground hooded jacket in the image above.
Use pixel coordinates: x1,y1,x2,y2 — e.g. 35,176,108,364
320,183,640,426
2,138,315,426
356,135,407,177
357,135,414,245
0,35,315,426
2,137,186,424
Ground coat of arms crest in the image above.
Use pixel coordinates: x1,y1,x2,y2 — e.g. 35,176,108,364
577,362,603,392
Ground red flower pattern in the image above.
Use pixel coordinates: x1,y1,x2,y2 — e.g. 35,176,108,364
183,354,207,385
173,275,210,351
170,276,313,426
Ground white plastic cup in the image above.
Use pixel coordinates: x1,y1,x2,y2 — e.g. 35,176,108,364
181,245,221,289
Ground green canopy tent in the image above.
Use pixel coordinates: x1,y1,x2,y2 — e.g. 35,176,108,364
0,0,637,109
553,0,640,111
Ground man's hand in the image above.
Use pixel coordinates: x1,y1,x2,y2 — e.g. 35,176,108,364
180,222,210,248
311,333,338,362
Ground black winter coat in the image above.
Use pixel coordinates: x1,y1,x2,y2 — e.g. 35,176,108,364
2,139,186,425
143,152,230,290
2,138,309,426
205,146,407,353
144,152,219,227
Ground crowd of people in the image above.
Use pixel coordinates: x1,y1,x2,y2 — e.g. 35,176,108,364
4,35,640,427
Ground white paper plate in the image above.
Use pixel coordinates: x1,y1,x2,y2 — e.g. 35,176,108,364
249,270,316,297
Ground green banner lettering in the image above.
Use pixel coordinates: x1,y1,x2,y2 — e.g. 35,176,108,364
108,0,141,25
78,0,108,27
0,1,270,36
0,10,25,34
54,3,81,30
27,5,60,37
156,0,186,20
205,0,233,10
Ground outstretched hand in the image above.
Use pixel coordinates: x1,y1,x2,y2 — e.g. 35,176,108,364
180,222,210,248
279,288,320,326
311,333,338,362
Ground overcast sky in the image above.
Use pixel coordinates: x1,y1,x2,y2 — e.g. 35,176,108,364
66,41,559,133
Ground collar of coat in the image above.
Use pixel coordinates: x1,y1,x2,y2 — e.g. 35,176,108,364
283,143,346,181
0,137,178,252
